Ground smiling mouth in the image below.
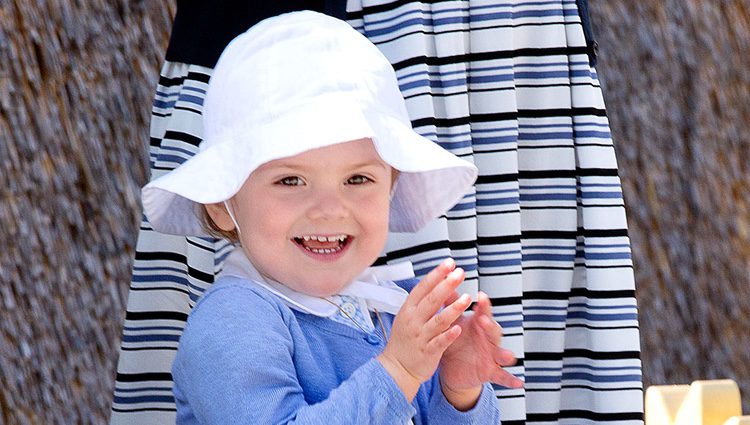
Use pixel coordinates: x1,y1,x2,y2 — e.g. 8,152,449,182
292,234,352,254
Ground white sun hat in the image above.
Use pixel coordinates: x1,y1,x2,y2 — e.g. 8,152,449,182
142,10,477,236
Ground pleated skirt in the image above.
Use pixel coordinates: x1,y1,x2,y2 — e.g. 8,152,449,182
111,1,643,423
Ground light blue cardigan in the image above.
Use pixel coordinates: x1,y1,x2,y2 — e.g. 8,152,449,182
172,276,501,424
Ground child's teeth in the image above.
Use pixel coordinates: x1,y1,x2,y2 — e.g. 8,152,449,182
296,234,348,244
302,235,346,241
304,246,343,254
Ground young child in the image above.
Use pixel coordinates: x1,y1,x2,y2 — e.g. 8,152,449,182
141,11,522,424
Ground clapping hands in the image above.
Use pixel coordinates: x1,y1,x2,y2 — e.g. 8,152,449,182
377,258,522,409
438,290,523,409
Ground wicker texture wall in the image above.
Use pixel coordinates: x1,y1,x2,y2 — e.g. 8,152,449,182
0,0,748,423
1,1,172,423
591,0,750,407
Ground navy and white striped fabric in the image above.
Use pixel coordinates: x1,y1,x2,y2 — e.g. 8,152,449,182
110,2,643,424
111,63,234,424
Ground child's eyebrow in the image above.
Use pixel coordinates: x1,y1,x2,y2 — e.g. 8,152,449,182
267,161,389,172
345,161,390,171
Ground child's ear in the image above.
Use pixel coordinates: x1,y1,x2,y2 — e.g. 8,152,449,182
205,203,236,232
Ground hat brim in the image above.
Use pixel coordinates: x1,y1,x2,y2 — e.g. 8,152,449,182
142,99,477,236
368,112,477,232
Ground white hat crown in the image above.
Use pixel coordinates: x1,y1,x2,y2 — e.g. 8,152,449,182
204,13,409,148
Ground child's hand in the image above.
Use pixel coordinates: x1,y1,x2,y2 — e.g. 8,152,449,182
438,291,523,409
377,259,472,402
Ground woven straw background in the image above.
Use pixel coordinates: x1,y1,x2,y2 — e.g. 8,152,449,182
1,0,748,423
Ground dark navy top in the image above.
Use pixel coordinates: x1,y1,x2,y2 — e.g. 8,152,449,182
165,0,347,68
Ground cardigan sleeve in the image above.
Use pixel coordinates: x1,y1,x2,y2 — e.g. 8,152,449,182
172,283,415,424
422,379,501,425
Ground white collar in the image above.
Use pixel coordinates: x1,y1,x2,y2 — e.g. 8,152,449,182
218,248,412,317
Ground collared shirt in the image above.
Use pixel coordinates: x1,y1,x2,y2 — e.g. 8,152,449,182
219,247,413,334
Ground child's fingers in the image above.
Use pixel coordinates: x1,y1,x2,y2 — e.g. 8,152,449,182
426,324,462,354
476,313,502,344
425,293,471,335
407,258,456,304
416,268,465,320
473,291,492,317
443,290,460,307
493,347,517,367
490,368,524,389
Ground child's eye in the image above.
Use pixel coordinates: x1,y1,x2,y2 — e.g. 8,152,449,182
277,176,305,186
346,175,373,185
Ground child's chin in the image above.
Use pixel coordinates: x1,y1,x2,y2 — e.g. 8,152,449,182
300,279,351,298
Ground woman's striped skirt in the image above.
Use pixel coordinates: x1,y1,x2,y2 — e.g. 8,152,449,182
111,1,643,423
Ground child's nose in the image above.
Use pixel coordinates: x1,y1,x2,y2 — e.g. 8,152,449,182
306,190,350,220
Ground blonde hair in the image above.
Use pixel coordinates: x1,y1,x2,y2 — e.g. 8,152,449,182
198,205,240,243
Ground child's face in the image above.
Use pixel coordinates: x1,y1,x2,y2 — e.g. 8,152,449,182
214,138,393,297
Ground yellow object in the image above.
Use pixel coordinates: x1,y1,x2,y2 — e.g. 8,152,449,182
645,385,690,425
723,417,750,425
673,380,742,425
